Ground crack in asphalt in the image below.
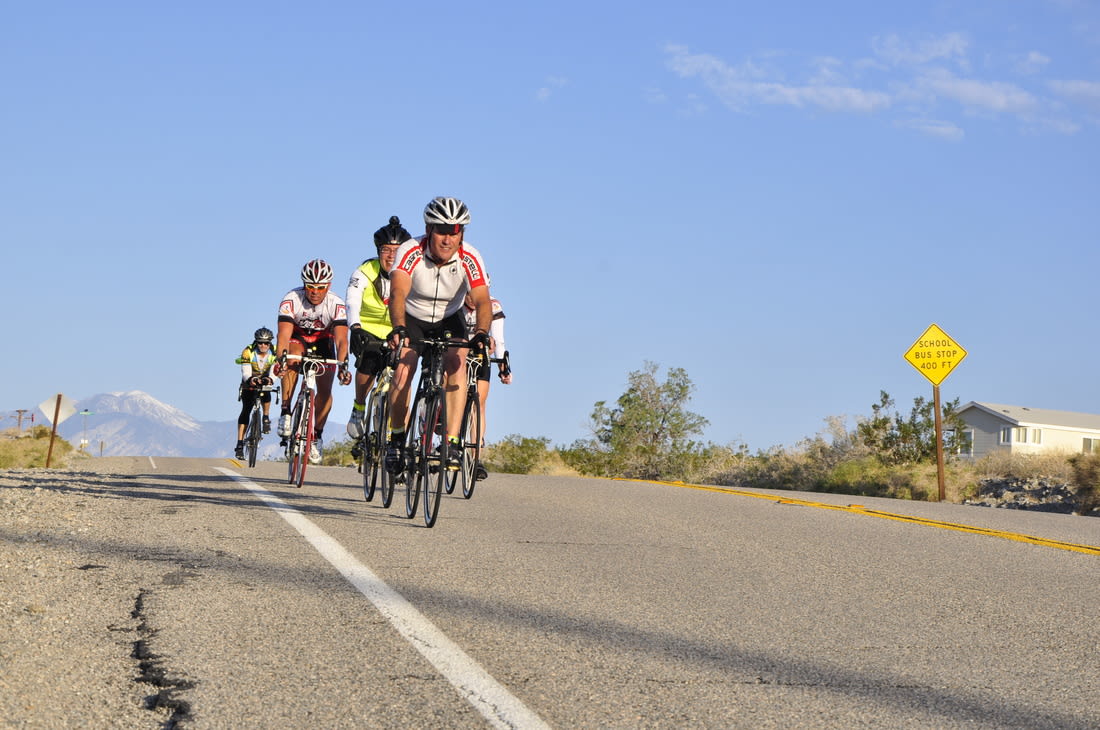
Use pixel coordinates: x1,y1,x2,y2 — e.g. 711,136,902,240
131,588,195,729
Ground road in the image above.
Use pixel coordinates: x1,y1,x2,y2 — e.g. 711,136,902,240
2,456,1098,728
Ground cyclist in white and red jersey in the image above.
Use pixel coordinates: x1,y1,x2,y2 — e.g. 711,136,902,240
462,286,511,481
273,259,352,464
386,196,493,472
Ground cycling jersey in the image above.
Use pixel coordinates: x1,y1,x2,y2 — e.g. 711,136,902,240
391,237,488,323
240,345,278,382
278,287,349,343
463,297,506,358
345,258,392,339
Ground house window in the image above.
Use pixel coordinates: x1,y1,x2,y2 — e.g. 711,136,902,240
1084,438,1100,454
953,429,974,456
1002,427,1038,444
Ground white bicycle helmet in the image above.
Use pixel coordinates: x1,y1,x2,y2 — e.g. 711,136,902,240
423,196,471,228
300,259,334,286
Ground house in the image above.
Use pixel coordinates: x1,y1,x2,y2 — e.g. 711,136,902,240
955,402,1100,459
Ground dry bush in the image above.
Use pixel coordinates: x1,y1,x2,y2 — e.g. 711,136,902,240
973,450,1074,482
0,428,73,469
1067,453,1100,516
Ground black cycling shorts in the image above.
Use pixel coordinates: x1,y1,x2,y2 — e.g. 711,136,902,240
403,311,467,357
354,331,388,376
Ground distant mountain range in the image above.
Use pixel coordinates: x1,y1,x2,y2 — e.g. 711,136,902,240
4,391,345,459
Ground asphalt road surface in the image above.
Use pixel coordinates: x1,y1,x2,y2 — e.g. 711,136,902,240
2,456,1098,728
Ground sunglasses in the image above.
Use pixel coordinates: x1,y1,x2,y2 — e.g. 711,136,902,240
432,224,463,236
304,284,329,292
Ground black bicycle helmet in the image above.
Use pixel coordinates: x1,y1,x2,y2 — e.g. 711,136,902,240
374,215,411,248
253,327,274,345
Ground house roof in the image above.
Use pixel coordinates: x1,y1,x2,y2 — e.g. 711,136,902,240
959,402,1100,433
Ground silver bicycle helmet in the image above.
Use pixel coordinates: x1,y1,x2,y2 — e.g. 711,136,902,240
300,259,334,286
253,327,274,344
423,196,471,228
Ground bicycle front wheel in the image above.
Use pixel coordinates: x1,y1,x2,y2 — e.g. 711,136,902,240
287,400,304,485
369,392,394,508
404,395,423,519
246,405,262,468
459,393,481,499
421,393,447,528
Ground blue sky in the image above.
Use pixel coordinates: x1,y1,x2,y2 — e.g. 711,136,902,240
3,1,1099,453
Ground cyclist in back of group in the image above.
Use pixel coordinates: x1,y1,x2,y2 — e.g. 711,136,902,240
386,196,493,471
461,283,511,481
234,327,278,460
345,215,413,441
273,259,352,465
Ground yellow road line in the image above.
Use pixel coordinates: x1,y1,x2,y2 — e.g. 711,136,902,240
619,478,1100,556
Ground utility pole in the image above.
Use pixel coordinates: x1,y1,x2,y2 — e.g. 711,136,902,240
14,409,28,430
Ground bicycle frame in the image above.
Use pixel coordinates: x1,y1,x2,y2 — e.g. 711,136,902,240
284,353,342,488
243,383,278,468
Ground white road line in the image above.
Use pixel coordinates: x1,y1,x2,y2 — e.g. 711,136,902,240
213,467,550,730
148,457,157,469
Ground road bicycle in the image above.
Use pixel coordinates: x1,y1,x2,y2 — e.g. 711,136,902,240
396,335,469,528
445,349,511,500
241,380,279,468
282,352,343,488
357,346,397,507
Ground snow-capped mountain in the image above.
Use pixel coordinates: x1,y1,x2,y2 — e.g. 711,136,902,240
49,390,334,459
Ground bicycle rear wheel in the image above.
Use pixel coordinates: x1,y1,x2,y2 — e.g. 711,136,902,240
421,393,447,528
458,393,481,499
246,405,262,468
404,395,423,518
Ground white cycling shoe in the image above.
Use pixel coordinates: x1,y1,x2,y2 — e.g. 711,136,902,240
277,413,292,438
309,436,323,465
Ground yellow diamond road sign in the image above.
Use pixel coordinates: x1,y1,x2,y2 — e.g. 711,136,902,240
904,323,967,386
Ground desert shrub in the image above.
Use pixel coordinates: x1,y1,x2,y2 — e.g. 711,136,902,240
973,450,1074,482
1067,453,1100,516
483,435,550,474
0,429,72,468
320,436,357,467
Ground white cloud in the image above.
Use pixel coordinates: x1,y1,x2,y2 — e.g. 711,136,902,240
915,69,1037,113
897,118,965,141
535,75,568,102
665,45,889,114
1049,78,1100,110
872,32,969,67
1018,51,1051,74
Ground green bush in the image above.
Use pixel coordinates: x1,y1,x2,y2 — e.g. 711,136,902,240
483,434,552,474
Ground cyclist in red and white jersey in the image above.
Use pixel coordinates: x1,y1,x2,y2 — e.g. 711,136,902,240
386,196,493,471
462,285,511,481
273,259,352,464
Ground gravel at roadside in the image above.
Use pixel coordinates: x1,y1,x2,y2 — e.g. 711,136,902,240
0,462,169,729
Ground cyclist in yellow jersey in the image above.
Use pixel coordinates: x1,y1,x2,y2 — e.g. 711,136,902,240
346,216,413,438
234,327,278,459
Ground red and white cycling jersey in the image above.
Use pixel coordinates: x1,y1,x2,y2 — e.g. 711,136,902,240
278,287,348,343
391,238,488,323
463,297,506,358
